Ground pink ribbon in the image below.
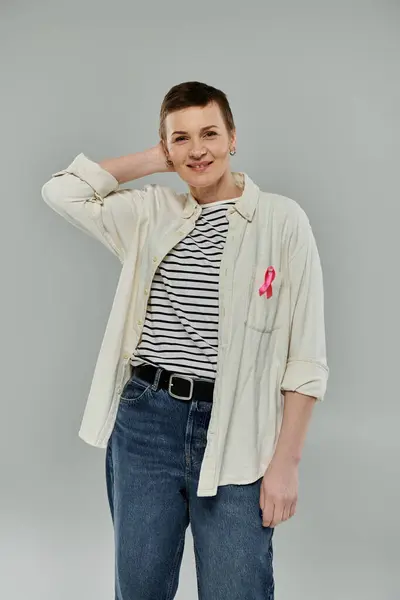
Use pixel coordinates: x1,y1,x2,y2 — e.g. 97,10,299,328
258,266,276,299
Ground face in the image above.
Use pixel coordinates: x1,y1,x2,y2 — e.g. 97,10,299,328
163,102,236,187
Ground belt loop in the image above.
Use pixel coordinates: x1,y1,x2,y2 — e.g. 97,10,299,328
151,366,163,391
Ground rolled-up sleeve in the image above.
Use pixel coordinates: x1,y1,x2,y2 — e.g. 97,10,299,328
280,215,329,402
41,153,147,262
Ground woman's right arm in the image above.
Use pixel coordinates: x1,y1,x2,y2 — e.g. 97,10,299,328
99,143,173,184
41,144,173,262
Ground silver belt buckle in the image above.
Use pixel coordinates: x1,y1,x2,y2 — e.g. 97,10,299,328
168,374,194,401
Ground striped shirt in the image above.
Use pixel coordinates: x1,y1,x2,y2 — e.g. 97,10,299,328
130,198,238,379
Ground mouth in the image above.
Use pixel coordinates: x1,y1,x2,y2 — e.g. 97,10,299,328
187,161,213,172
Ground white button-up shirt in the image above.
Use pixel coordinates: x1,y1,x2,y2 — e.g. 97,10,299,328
42,153,329,497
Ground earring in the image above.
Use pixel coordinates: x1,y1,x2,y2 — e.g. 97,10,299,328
229,149,236,156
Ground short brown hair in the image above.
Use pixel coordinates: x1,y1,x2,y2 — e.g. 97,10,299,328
159,81,235,141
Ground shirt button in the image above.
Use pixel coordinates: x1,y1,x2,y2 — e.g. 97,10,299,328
144,288,149,295
137,319,143,326
152,256,158,263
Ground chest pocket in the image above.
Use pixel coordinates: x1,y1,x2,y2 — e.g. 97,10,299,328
244,265,285,333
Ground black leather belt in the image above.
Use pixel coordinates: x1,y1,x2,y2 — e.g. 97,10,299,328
132,363,215,402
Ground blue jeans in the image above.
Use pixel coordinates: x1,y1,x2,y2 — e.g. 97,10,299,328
105,369,275,599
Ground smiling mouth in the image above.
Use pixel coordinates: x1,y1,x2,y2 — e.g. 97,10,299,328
187,161,213,171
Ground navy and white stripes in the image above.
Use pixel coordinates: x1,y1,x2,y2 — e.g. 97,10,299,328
130,198,237,378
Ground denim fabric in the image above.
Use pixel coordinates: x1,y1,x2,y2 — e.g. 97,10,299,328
105,370,275,600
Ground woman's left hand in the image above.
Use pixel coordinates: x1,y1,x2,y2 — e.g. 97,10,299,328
259,457,299,527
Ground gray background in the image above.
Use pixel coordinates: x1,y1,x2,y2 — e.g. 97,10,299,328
1,1,399,598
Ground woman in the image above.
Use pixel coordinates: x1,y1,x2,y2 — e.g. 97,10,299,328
42,81,329,600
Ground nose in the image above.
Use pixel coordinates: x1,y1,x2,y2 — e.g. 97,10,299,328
189,143,207,158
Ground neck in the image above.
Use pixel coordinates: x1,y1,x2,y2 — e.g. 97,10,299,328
189,170,242,205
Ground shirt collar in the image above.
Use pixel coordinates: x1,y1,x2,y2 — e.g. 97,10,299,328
183,172,259,222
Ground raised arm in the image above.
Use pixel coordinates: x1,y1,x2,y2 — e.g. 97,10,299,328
98,143,173,184
41,144,173,262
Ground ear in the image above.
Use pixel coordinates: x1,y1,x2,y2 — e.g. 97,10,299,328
160,139,170,159
230,129,237,149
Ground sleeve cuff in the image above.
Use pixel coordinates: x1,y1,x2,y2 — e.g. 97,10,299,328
52,153,119,200
280,359,329,401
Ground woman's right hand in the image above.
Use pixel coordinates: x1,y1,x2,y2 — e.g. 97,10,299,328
151,141,176,173
98,142,175,184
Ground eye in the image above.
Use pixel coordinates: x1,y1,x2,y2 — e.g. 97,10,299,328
205,131,217,137
174,136,187,142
